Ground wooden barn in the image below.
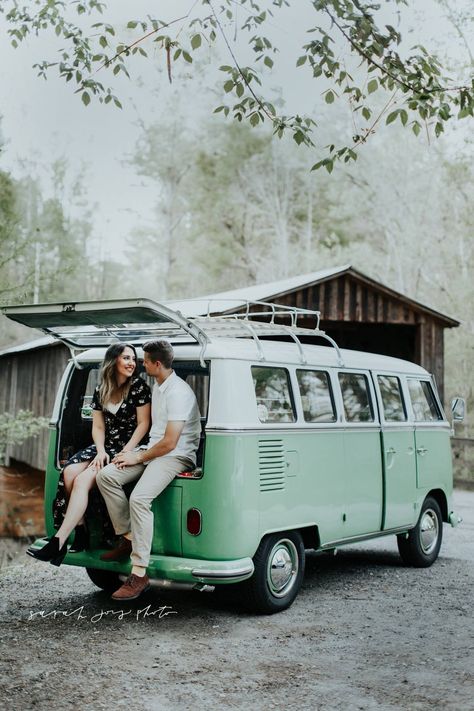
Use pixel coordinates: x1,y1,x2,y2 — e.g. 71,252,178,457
180,264,459,400
0,264,459,474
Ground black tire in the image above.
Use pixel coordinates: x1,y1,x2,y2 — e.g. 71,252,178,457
240,531,305,614
86,567,122,592
397,496,443,568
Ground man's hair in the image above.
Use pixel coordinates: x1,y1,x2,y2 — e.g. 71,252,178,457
143,340,174,368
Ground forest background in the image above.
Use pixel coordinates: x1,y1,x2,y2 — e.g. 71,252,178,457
0,0,472,438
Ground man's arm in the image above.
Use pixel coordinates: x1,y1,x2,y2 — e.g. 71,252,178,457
112,421,185,467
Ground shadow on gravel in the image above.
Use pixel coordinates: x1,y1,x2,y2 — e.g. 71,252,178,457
3,543,420,624
26,547,409,620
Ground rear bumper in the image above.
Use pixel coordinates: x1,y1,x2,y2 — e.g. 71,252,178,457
28,538,254,584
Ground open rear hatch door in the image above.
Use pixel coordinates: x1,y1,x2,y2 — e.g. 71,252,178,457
1,298,208,352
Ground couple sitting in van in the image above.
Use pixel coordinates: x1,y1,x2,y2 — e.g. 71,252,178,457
27,340,201,601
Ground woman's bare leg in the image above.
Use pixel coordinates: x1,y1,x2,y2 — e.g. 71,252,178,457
63,461,91,497
55,467,98,547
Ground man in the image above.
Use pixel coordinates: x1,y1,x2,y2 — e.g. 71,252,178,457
96,340,201,601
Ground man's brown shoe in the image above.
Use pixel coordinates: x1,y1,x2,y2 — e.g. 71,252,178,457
111,573,150,601
100,536,132,562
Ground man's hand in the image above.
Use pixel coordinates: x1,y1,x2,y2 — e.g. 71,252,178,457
112,450,142,469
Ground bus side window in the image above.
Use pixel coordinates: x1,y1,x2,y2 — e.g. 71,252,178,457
338,372,374,422
296,369,336,422
252,366,296,423
377,375,407,422
185,373,209,418
407,379,443,422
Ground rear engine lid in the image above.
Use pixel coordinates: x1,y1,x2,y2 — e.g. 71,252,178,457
2,298,208,351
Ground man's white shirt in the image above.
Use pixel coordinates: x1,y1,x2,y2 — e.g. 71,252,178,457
147,371,201,465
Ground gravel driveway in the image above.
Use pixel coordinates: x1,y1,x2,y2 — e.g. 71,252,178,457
1,490,473,711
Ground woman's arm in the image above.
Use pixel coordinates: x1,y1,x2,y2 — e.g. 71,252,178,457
120,403,151,452
90,410,110,469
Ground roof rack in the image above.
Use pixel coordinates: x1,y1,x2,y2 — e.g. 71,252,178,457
175,299,344,367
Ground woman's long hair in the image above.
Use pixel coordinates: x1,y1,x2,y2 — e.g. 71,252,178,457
98,343,137,407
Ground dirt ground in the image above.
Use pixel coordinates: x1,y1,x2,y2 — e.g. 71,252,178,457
0,463,45,537
0,490,473,711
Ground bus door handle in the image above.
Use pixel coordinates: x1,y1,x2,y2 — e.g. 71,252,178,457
416,446,428,456
386,447,396,455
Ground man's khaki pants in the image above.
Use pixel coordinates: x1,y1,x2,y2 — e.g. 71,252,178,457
96,456,193,568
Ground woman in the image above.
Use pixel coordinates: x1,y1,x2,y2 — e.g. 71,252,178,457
27,343,151,566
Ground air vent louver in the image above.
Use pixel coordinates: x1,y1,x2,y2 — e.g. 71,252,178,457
258,439,285,492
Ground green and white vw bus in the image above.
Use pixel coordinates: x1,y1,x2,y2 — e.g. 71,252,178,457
3,299,462,614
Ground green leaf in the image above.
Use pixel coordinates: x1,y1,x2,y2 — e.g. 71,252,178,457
325,90,335,104
127,21,138,29
293,130,305,145
367,79,378,94
224,80,234,93
236,82,244,98
400,109,408,126
412,121,421,136
264,56,273,68
191,34,202,50
362,107,371,121
296,55,307,67
81,91,91,106
250,112,260,127
182,51,193,63
386,110,399,125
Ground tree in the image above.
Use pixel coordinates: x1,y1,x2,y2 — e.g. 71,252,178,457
1,0,473,171
127,116,353,294
0,166,34,302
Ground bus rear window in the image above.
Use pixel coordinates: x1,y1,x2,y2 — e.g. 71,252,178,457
252,367,295,423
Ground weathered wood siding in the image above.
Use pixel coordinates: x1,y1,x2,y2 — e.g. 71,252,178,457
0,344,70,470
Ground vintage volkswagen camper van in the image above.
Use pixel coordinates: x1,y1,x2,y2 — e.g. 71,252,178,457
3,299,461,614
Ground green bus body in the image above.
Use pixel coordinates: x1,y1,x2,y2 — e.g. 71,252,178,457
36,348,455,598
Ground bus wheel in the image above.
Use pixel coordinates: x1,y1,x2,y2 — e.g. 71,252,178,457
86,567,122,592
397,496,443,568
243,531,305,614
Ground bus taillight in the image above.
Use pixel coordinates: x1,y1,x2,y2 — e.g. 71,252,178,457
187,508,202,535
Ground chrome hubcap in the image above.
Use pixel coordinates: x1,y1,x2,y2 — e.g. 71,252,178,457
419,508,439,554
267,539,299,598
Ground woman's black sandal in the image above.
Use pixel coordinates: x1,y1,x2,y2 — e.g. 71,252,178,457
26,536,68,567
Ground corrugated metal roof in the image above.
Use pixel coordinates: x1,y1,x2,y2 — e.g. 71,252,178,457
166,264,459,325
0,335,59,358
166,265,351,315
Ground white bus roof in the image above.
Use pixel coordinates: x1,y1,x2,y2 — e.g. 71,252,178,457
75,339,428,376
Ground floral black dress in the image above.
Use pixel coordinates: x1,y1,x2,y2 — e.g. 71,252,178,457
52,376,151,532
